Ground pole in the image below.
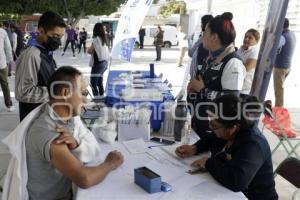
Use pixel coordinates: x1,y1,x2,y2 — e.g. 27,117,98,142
250,0,289,102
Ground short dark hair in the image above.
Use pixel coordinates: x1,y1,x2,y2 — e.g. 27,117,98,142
3,21,10,28
47,66,82,100
246,28,260,42
38,11,66,32
221,12,233,20
284,18,289,29
208,15,236,46
201,14,213,32
208,94,262,129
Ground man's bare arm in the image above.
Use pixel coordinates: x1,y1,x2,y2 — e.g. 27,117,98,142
50,143,123,189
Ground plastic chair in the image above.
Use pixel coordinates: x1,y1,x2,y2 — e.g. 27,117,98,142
262,102,300,159
274,157,300,199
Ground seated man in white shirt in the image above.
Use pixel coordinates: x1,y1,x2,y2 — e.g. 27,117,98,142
25,66,124,200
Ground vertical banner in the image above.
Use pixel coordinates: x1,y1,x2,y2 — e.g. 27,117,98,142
250,0,289,101
111,0,154,62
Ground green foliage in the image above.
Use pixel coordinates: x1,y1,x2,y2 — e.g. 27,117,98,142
158,0,186,18
0,0,125,25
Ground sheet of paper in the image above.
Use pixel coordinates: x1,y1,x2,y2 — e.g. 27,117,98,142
160,145,211,167
145,159,187,183
123,138,148,154
182,181,247,200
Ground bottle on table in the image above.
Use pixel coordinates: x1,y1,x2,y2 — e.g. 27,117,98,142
183,112,192,144
173,100,187,142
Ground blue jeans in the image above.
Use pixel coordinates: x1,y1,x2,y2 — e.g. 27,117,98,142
90,61,107,97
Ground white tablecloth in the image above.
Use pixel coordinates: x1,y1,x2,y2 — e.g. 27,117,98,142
75,138,246,200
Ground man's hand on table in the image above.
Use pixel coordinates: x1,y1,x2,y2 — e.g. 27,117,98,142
105,150,124,170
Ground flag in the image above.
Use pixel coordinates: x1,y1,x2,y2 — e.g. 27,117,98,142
111,0,154,61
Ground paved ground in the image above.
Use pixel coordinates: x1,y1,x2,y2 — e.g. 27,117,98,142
0,46,299,199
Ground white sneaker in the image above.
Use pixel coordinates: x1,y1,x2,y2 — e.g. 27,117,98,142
7,106,15,112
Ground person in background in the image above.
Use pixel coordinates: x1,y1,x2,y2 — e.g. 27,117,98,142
15,11,66,121
188,14,213,78
154,25,164,61
25,66,123,199
2,21,13,46
107,27,114,49
187,14,245,138
78,27,87,54
139,28,146,49
176,25,188,67
10,23,24,58
273,18,296,107
0,23,15,112
62,25,76,57
237,29,260,94
175,94,278,200
27,26,39,47
87,22,109,98
74,27,80,49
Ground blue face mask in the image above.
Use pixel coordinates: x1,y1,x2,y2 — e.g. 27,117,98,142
43,36,61,51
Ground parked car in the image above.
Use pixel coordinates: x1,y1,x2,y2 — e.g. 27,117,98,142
135,25,178,48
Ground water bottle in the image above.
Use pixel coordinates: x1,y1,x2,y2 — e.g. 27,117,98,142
150,63,155,78
184,113,192,144
183,124,191,144
162,101,175,137
174,101,187,141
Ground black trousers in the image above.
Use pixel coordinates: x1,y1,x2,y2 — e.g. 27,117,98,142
63,40,75,55
19,102,42,121
78,40,86,53
139,36,144,48
155,45,161,60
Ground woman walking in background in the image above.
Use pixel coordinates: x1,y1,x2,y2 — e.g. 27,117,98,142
88,23,109,98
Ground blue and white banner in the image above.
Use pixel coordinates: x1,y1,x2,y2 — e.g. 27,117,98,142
251,0,289,101
111,0,153,62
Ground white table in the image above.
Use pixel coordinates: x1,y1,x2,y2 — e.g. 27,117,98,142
75,138,246,200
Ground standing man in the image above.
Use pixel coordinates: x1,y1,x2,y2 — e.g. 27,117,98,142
15,11,66,121
138,28,145,49
154,26,164,61
176,25,188,67
78,27,87,54
62,25,76,57
0,23,15,112
273,18,296,107
107,27,114,49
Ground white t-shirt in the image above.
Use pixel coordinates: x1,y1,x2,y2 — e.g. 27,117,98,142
221,57,246,91
89,37,109,67
237,46,259,94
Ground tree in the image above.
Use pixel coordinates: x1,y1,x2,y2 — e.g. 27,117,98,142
158,0,186,18
1,0,125,26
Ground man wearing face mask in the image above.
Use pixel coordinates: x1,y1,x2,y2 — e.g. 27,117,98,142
15,11,66,121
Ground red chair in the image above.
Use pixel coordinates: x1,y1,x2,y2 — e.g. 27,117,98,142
262,102,300,159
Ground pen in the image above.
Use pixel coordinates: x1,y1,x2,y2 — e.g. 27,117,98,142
148,144,170,149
